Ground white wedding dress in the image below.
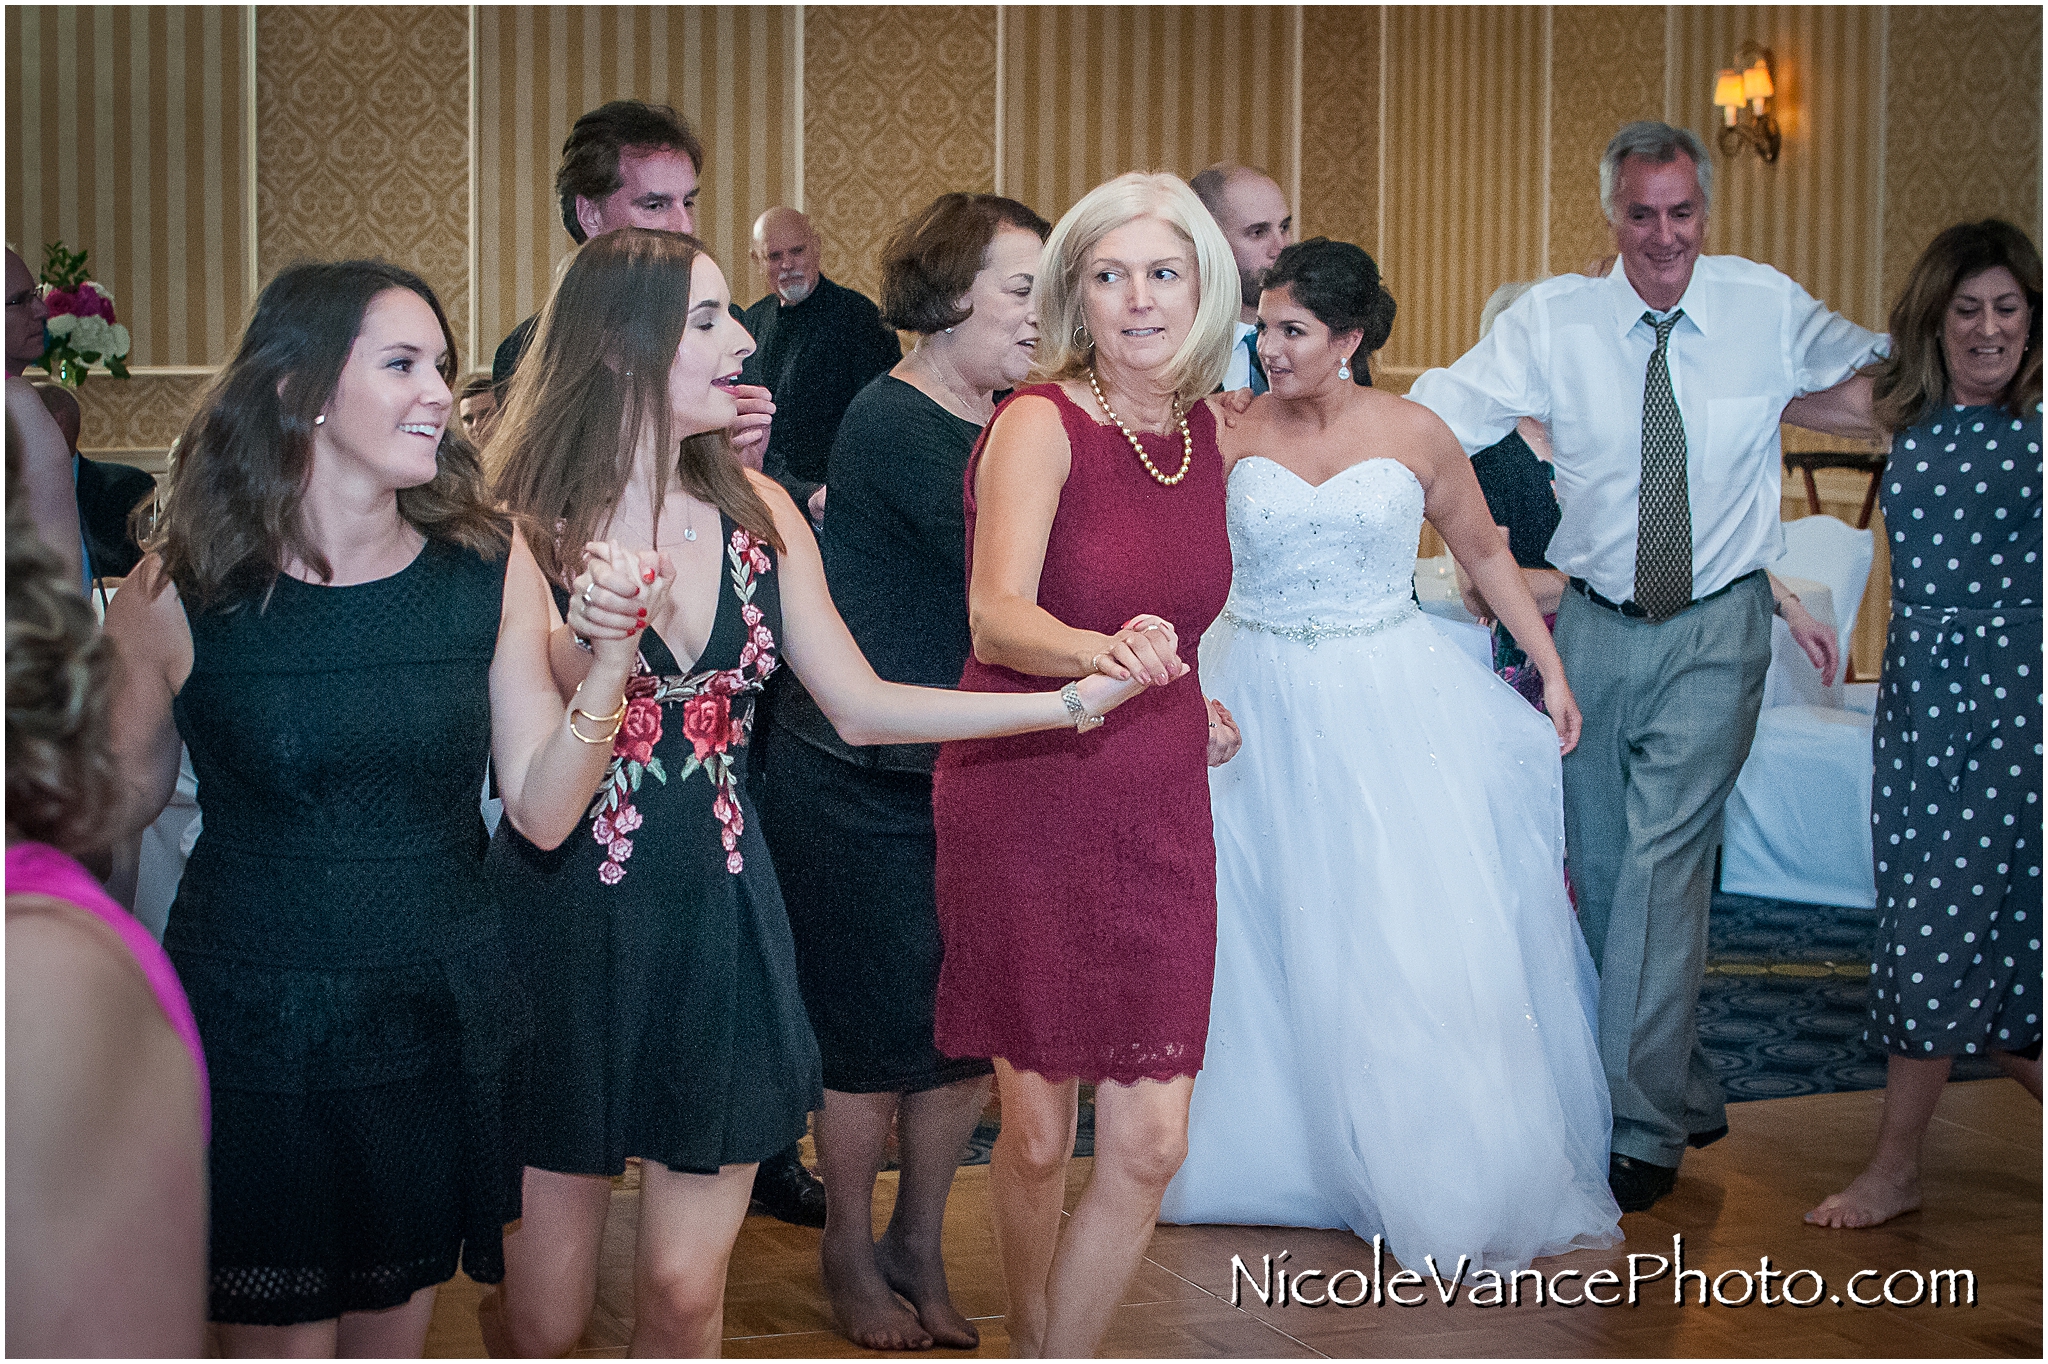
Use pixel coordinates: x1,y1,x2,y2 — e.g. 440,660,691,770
1158,455,1622,1273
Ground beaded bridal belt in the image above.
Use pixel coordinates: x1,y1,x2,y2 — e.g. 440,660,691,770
1220,600,1420,647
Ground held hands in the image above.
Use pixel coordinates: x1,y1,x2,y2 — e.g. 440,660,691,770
1088,614,1190,688
729,383,776,471
568,541,676,668
1205,697,1242,766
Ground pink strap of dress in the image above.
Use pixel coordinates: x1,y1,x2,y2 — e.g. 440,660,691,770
6,842,211,1139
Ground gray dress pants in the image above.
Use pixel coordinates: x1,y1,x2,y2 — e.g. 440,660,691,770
1556,571,1772,1167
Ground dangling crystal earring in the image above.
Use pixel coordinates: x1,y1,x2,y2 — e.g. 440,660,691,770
1336,358,1351,381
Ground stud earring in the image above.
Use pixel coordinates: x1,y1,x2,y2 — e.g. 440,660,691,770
943,327,954,334
314,413,325,425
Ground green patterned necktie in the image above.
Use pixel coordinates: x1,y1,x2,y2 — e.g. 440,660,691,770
1634,310,1692,620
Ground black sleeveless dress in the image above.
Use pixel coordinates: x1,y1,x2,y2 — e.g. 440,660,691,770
489,516,822,1175
164,539,529,1326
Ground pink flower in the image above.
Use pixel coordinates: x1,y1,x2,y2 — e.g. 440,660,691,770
593,814,615,844
739,643,758,667
45,284,115,322
598,859,626,885
608,836,634,861
682,691,732,762
707,669,746,696
751,623,775,654
748,546,772,575
730,528,750,554
721,825,738,852
713,791,737,825
612,804,643,834
616,696,663,766
726,851,745,874
742,604,763,626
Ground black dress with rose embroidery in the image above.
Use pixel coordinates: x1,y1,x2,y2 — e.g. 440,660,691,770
488,518,822,1175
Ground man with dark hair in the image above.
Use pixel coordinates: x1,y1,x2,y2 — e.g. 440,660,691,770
1410,121,1881,1215
492,99,772,466
457,374,500,446
737,208,900,522
1190,162,1293,393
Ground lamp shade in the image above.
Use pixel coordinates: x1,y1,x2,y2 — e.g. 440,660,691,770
1714,69,1746,109
1743,60,1774,101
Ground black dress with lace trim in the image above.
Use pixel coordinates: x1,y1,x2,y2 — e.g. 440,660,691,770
165,539,530,1326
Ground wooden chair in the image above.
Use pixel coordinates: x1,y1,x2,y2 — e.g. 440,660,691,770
1783,448,1887,528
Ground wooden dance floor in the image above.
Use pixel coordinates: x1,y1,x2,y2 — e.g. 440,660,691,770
425,1080,2040,1357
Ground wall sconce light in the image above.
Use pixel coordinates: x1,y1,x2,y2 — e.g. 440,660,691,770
1712,42,1780,163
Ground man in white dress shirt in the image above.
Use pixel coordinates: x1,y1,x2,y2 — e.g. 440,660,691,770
1408,121,1884,1213
1191,163,1293,393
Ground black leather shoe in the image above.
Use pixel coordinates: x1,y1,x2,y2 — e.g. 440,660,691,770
1608,1153,1679,1213
751,1145,827,1227
1686,1124,1729,1149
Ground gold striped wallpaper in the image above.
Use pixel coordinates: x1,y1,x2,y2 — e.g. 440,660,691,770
999,6,1299,226
475,5,801,360
9,3,2039,467
4,5,250,369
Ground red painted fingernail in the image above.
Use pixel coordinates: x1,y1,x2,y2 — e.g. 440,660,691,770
637,608,647,618
643,570,656,584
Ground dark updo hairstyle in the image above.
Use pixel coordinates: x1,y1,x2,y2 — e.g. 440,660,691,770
879,193,1052,335
1260,237,1396,386
141,259,506,613
1867,218,2042,434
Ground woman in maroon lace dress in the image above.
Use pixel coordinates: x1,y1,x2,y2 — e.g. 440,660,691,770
933,172,1241,1357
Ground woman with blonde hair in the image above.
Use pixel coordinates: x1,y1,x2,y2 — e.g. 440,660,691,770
480,226,1155,1357
931,172,1242,1357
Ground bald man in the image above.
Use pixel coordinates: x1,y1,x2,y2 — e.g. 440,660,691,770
737,208,899,520
1190,164,1294,393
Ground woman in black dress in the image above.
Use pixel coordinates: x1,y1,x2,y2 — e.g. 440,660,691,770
101,260,661,1356
1803,219,2042,1229
754,193,1048,1351
481,227,1159,1357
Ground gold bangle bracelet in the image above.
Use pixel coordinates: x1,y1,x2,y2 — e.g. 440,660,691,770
568,706,626,744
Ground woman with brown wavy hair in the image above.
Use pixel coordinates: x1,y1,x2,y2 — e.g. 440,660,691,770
6,441,208,1357
480,226,1157,1358
1800,219,2042,1229
99,258,665,1356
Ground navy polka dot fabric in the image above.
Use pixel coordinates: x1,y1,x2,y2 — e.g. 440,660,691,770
1869,402,2042,1058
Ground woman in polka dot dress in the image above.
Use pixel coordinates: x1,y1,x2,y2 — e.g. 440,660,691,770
1805,220,2042,1229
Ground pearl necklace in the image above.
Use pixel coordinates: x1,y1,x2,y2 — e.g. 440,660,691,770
1087,368,1192,486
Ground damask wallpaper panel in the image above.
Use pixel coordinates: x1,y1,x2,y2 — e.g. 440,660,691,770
6,5,250,368
1546,7,1666,277
256,6,471,351
999,6,1296,225
1378,6,1550,372
1881,6,2041,310
1299,6,1381,252
803,6,997,306
475,5,799,356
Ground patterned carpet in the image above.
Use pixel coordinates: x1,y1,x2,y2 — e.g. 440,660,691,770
953,889,2006,1167
1701,889,2005,1100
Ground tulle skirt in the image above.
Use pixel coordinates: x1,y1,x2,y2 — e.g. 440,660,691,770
1159,610,1622,1273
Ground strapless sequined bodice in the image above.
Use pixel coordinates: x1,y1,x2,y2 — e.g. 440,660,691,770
1221,456,1424,644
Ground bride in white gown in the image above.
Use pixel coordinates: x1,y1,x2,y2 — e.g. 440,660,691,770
1162,239,1621,1272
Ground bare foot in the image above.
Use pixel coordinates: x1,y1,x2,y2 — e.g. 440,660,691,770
877,1230,980,1349
822,1234,932,1351
1806,1164,1922,1228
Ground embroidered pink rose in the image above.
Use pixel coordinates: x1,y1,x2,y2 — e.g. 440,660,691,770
748,545,772,575
617,696,663,766
751,623,775,654
682,691,732,762
612,804,643,834
742,603,763,627
608,837,634,861
598,859,625,885
593,813,615,844
727,851,744,874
